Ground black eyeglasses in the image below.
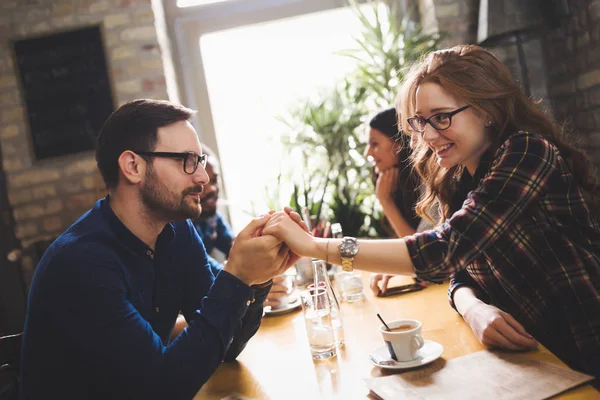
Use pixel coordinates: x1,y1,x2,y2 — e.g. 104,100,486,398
134,151,207,174
407,105,471,133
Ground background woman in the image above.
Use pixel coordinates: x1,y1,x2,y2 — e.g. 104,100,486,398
365,107,423,295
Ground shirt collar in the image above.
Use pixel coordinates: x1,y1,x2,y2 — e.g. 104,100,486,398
98,196,176,258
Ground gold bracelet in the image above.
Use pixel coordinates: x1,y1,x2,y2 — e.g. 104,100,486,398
325,239,330,264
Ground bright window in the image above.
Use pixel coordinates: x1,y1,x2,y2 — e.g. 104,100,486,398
200,6,367,232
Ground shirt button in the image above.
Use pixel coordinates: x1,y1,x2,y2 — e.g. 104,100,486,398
155,307,160,313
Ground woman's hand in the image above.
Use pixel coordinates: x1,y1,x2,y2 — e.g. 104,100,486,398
262,210,316,258
369,273,394,296
462,301,538,351
376,167,399,205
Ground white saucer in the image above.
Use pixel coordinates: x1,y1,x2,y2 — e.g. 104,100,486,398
369,340,443,370
264,296,301,316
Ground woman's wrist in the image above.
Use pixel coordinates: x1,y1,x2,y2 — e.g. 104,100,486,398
453,286,484,317
379,197,396,211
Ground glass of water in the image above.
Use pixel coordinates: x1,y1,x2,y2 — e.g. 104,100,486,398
299,288,336,360
335,271,365,302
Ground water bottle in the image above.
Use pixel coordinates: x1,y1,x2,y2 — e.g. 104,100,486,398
312,259,345,347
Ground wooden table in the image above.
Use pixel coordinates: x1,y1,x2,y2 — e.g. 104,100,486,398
197,273,599,399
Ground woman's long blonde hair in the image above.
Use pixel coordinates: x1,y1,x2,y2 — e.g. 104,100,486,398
398,44,599,224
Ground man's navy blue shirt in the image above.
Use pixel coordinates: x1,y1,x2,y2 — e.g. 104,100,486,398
20,197,270,399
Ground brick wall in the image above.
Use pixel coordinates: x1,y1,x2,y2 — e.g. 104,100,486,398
543,0,600,165
0,0,167,275
431,0,479,46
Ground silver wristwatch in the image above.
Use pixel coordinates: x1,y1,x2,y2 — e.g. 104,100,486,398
338,236,359,272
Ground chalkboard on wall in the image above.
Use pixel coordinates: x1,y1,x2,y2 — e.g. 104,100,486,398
12,25,115,160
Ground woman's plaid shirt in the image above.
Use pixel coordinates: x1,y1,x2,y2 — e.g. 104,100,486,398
404,131,600,377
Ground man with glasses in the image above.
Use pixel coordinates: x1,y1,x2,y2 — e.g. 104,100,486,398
20,99,298,399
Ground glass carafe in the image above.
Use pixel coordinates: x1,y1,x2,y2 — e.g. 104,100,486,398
312,259,344,347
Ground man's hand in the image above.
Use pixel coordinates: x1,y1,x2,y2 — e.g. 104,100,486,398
463,301,538,351
223,214,291,286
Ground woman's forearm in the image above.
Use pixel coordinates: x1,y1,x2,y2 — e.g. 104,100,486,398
310,238,416,276
380,200,417,238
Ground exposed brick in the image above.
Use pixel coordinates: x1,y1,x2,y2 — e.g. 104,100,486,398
14,204,45,220
103,31,121,47
64,158,98,177
140,43,160,57
67,192,97,209
0,74,17,89
52,1,73,17
43,216,62,233
31,21,51,34
132,9,154,24
87,0,111,14
0,90,19,107
26,7,51,22
8,168,61,189
104,12,130,29
58,180,83,194
121,26,157,42
124,59,163,77
15,221,38,239
118,0,152,7
2,156,25,172
116,79,142,94
82,176,96,190
1,106,24,124
0,141,18,156
0,124,20,139
142,76,166,92
8,189,32,206
52,15,76,28
111,45,137,60
33,184,58,199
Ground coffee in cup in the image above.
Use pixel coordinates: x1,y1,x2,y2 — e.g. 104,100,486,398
380,319,424,362
390,324,415,333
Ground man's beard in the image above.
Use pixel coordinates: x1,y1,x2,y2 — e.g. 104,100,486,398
140,166,202,221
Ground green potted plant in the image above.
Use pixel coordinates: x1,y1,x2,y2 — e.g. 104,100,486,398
277,0,442,238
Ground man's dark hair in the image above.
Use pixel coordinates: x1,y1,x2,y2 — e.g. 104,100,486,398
95,99,196,188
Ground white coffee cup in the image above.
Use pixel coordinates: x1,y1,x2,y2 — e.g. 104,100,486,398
380,319,424,362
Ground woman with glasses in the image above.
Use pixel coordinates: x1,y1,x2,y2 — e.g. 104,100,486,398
263,44,600,377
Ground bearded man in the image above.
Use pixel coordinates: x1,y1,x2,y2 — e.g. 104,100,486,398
20,99,297,400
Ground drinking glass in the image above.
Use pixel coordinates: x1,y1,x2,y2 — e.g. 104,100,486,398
334,271,365,302
300,288,337,360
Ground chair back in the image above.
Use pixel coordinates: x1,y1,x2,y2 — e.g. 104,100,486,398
0,333,23,400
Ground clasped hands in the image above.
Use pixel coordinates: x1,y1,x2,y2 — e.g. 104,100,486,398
222,207,315,287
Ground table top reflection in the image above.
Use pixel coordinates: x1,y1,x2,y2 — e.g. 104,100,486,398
196,273,599,400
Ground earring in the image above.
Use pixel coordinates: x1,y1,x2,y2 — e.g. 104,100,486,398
486,120,492,127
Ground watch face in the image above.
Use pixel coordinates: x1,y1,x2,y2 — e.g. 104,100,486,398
340,238,359,257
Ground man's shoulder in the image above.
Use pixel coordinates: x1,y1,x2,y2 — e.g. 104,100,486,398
39,210,123,272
